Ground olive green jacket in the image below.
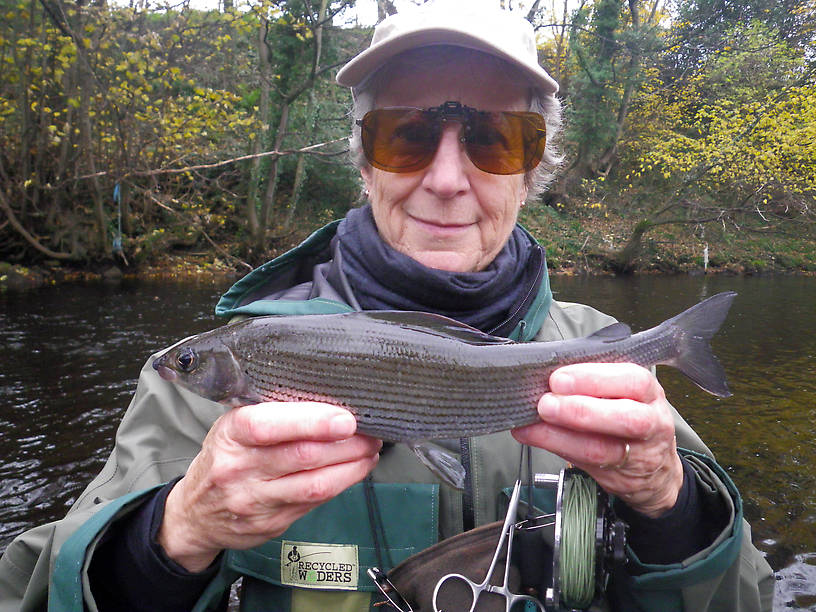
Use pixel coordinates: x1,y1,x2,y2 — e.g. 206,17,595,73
0,223,774,612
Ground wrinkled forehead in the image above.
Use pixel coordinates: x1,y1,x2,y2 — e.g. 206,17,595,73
369,46,532,112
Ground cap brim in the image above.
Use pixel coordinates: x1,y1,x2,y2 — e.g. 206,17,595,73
336,28,558,95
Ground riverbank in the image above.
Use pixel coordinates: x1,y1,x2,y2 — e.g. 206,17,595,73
0,257,242,290
2,251,810,292
2,208,814,290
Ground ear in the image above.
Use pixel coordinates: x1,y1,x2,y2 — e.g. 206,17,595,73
360,166,373,191
519,183,529,207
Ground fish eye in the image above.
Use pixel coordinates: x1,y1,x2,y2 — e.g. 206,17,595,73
176,348,198,373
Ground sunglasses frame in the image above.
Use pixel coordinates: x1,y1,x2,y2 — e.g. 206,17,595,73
356,101,546,176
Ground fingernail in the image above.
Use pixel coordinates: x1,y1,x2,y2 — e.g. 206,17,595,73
330,413,356,437
538,394,559,419
551,370,575,394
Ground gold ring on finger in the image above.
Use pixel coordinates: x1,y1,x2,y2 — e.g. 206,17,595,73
612,442,631,470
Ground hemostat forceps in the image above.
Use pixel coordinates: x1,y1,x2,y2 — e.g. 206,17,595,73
432,480,546,612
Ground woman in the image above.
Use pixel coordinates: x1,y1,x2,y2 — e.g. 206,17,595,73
0,3,773,611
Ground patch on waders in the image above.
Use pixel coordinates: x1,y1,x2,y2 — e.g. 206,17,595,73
281,540,359,590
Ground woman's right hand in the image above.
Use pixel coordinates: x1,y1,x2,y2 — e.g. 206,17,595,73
157,402,382,572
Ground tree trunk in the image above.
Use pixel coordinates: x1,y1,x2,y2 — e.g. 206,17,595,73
257,102,289,251
245,18,270,253
78,57,107,253
596,0,654,175
285,0,328,229
66,0,108,254
610,218,652,273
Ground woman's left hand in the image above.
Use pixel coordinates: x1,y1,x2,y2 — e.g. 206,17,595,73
512,362,684,518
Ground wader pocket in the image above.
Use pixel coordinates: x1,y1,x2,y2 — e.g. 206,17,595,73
200,482,438,612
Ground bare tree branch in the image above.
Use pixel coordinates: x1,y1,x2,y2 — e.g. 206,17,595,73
74,137,349,182
144,191,253,271
0,190,74,260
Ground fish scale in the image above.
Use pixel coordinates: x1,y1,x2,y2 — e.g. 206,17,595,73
242,347,539,440
236,339,527,440
225,329,632,439
153,292,736,445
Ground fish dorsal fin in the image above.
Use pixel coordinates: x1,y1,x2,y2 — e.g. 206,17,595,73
587,322,632,342
347,311,514,346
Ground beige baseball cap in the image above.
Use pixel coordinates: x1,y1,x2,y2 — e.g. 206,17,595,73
336,0,558,95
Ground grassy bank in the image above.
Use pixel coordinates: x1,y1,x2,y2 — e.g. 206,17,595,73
519,203,816,276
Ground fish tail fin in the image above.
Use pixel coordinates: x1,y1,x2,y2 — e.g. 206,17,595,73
665,291,737,398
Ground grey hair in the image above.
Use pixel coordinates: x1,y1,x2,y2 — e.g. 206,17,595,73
347,45,563,200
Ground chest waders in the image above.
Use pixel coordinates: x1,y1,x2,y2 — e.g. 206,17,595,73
192,482,438,612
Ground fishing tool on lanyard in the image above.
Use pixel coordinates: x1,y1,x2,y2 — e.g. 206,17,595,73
432,479,546,611
431,466,627,611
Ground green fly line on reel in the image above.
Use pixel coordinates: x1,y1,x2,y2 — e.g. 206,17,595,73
560,472,598,607
536,468,629,611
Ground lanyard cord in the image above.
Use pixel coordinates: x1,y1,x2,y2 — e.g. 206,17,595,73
363,476,394,571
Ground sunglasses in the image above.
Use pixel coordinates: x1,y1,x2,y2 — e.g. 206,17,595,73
356,101,547,176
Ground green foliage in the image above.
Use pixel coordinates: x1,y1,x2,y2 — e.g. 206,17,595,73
566,0,624,156
553,0,664,183
0,0,360,265
531,1,815,271
0,0,812,272
619,20,815,223
665,0,816,77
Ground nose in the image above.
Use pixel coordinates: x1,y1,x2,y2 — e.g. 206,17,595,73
420,122,470,198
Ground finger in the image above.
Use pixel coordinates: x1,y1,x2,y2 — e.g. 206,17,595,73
255,435,383,480
225,402,359,446
273,454,381,505
234,454,381,521
549,362,664,403
185,451,381,538
512,421,628,468
536,393,669,440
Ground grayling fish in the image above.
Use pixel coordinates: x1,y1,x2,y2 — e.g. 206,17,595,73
153,291,736,488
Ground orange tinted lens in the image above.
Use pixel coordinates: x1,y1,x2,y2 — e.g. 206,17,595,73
359,107,546,175
464,111,546,175
359,109,439,172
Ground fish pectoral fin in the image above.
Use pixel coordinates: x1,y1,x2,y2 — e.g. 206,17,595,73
586,322,632,342
236,391,266,406
409,441,466,490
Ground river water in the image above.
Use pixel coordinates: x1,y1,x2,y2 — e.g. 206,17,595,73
1,274,814,609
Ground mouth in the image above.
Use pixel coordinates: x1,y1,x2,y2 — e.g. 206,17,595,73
410,215,474,237
152,359,177,381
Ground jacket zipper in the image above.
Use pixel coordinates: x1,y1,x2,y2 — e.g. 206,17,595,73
460,437,475,531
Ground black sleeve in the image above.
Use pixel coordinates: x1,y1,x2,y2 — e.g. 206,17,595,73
88,479,224,612
613,455,730,565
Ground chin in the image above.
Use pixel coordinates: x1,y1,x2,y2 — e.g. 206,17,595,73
414,251,480,273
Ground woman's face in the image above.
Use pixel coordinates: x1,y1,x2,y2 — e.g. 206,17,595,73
360,59,530,273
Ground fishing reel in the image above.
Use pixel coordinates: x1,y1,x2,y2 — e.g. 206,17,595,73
533,468,628,611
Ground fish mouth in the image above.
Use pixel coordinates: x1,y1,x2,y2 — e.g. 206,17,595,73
152,359,177,382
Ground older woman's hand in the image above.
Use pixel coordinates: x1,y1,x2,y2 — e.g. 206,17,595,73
512,363,684,518
157,402,381,572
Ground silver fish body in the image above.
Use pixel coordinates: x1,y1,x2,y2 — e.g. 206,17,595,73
153,292,736,443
